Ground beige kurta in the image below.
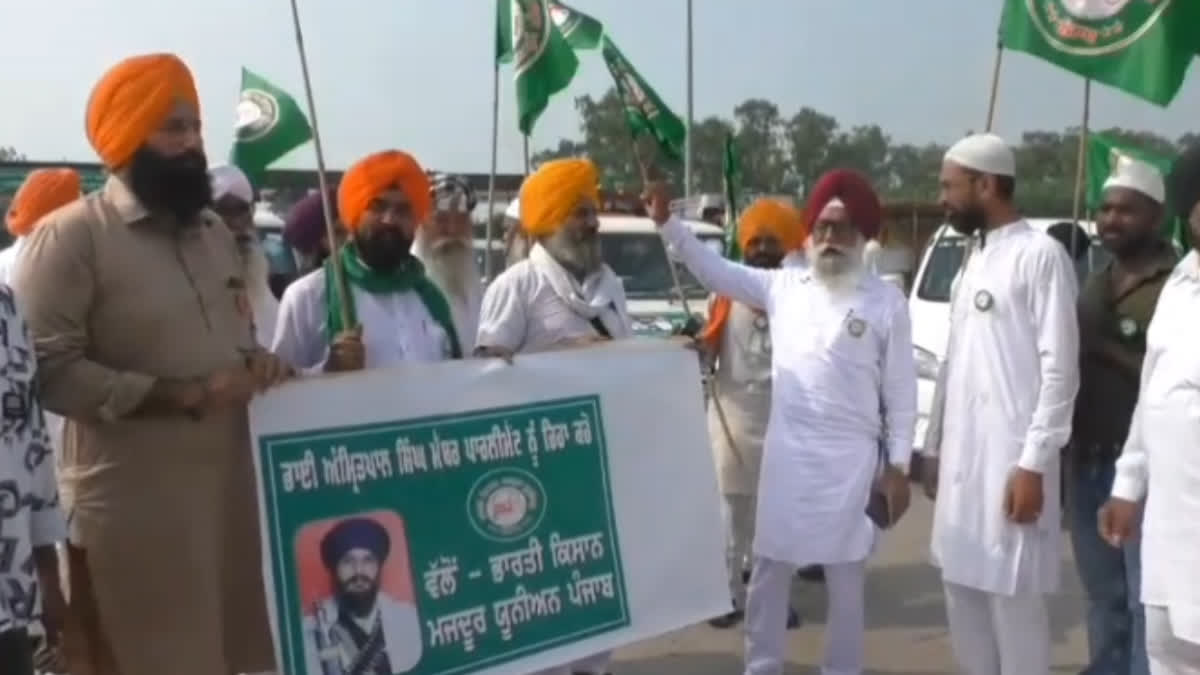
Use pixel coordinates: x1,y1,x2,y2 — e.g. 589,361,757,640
707,301,772,496
13,176,275,675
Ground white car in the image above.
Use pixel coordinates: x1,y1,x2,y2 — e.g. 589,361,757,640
908,218,1109,451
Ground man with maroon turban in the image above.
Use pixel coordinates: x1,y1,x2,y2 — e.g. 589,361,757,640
649,170,916,675
285,188,344,275
14,52,289,675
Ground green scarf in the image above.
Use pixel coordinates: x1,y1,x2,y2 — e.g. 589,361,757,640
324,243,463,358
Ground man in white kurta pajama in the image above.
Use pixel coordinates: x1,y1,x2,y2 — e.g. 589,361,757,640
273,150,462,373
1100,143,1200,674
926,133,1080,675
655,171,917,675
476,158,630,675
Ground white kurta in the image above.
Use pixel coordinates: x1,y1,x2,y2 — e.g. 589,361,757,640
271,267,454,373
708,301,772,496
475,255,633,353
0,238,25,285
929,220,1079,596
1111,250,1200,646
663,218,917,566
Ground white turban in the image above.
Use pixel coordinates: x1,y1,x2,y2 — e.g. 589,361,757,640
504,198,521,220
209,164,254,204
944,133,1016,177
1103,154,1165,204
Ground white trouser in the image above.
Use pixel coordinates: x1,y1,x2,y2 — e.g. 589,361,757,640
744,556,865,675
724,493,756,608
943,581,1050,675
530,650,612,675
1146,605,1200,675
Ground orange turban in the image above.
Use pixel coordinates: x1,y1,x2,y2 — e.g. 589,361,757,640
736,198,807,253
519,158,599,237
5,169,82,237
86,53,199,169
337,150,432,231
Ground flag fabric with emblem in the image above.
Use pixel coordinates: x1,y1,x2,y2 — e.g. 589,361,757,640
548,1,604,50
1087,132,1188,251
229,68,313,186
999,0,1200,106
495,0,580,135
722,133,742,260
601,36,686,161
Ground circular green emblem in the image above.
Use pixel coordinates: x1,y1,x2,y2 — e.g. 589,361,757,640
512,0,550,73
235,89,279,142
1027,0,1169,56
467,468,546,542
1118,317,1138,338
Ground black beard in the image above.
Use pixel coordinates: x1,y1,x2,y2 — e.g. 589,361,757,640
127,146,211,223
946,204,987,236
335,578,380,618
744,252,783,269
356,229,414,271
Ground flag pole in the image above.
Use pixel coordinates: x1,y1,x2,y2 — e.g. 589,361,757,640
985,42,1004,131
484,65,500,283
287,0,351,329
1071,79,1092,224
523,135,531,175
684,0,694,198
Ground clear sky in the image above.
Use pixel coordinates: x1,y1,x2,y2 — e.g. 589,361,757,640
1,0,1197,173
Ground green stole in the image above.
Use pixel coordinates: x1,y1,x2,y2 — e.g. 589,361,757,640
323,243,463,358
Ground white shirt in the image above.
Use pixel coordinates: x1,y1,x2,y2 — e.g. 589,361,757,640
929,220,1079,596
708,301,773,496
476,258,633,354
1111,250,1200,644
663,217,916,566
272,268,454,373
0,239,24,285
0,284,67,633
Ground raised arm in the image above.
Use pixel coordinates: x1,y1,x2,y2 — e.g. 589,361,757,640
659,217,774,309
879,289,917,472
1017,242,1081,473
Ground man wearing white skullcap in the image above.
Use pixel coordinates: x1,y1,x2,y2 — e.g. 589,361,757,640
1099,143,1200,674
209,164,278,346
924,133,1080,674
502,197,531,266
1067,154,1174,675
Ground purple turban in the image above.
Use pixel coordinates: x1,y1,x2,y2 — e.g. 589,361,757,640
285,189,337,255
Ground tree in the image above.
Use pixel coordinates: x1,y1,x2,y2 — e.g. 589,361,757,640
0,146,25,162
784,107,837,196
731,99,791,195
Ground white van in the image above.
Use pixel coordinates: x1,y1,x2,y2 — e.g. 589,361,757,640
908,218,1109,446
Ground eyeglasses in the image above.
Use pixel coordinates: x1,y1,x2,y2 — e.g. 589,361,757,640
811,220,858,239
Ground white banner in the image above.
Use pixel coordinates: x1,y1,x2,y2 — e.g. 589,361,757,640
250,340,728,675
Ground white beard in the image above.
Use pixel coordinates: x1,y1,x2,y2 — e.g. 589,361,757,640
807,239,866,296
421,238,477,304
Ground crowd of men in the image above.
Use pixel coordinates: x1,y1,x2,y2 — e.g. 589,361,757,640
0,49,1199,675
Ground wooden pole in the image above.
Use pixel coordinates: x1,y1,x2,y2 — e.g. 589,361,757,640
484,66,500,283
288,0,351,329
985,43,1004,132
1071,79,1092,224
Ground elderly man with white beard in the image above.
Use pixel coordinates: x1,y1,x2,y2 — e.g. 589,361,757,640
412,173,484,354
651,170,916,675
209,164,279,346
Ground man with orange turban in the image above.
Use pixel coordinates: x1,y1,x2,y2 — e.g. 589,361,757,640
649,170,916,675
272,150,462,374
0,168,81,284
476,158,632,361
14,52,290,675
698,198,805,632
475,158,629,675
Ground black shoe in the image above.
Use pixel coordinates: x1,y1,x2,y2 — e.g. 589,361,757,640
742,567,751,584
708,609,745,628
796,565,825,582
786,606,801,629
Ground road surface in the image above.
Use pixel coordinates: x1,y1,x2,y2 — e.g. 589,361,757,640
608,497,1090,674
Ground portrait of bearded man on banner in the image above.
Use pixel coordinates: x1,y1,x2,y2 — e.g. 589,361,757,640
302,516,422,675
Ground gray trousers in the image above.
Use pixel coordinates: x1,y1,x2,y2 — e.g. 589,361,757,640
1146,605,1200,675
743,556,866,675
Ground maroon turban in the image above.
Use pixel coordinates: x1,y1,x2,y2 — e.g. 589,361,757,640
804,169,882,240
284,189,337,255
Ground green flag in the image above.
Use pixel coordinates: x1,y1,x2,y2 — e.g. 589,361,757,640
999,0,1200,106
722,134,742,260
601,37,686,161
547,1,604,49
496,0,580,135
1087,132,1188,251
230,68,312,186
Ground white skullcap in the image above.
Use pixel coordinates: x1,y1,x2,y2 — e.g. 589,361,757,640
209,165,254,204
944,133,1016,177
698,194,724,211
1103,154,1165,204
504,198,521,220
